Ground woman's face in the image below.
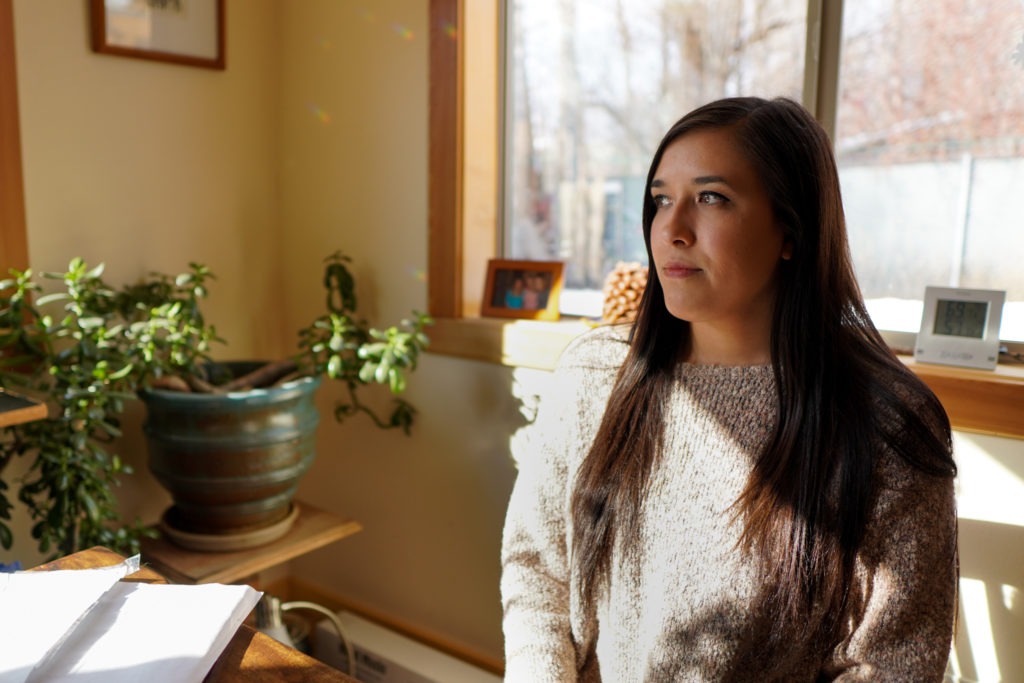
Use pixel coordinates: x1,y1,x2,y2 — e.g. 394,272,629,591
649,126,790,340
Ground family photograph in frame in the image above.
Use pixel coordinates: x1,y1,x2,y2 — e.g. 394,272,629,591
481,259,564,321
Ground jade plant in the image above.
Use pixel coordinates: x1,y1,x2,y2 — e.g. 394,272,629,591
0,252,430,558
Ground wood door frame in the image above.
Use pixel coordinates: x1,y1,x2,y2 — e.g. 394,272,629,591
0,0,28,274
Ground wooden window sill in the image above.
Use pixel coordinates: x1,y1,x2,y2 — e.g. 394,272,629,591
899,356,1024,439
427,316,593,371
426,317,1024,439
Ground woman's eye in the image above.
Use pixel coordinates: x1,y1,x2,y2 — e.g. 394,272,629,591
697,191,727,205
652,194,671,208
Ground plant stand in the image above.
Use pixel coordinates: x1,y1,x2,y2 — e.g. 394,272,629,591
0,390,46,428
140,500,361,585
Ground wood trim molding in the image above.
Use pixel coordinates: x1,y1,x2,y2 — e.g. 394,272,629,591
0,0,29,274
428,0,463,318
901,356,1024,440
428,316,591,370
428,0,501,319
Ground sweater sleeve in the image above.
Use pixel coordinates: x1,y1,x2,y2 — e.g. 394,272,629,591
501,326,628,682
500,366,580,683
823,453,958,682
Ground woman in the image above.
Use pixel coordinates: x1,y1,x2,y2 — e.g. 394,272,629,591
522,273,542,310
500,97,957,681
505,275,526,309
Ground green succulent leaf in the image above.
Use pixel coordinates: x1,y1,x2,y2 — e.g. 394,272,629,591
358,362,376,384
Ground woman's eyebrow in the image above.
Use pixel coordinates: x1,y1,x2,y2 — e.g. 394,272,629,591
650,175,732,189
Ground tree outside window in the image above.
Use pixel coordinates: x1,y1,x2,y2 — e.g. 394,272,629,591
505,0,1024,341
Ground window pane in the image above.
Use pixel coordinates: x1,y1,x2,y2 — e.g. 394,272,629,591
836,0,1024,341
504,0,807,316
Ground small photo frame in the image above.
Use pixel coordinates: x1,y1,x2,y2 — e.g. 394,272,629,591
481,259,564,321
90,0,226,70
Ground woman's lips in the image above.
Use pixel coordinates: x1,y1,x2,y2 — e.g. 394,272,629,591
662,263,702,277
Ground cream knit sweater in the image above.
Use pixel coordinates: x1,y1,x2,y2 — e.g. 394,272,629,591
501,324,957,682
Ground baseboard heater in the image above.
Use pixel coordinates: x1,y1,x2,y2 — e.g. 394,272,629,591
312,610,501,683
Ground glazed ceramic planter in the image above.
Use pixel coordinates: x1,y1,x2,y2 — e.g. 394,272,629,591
139,362,321,549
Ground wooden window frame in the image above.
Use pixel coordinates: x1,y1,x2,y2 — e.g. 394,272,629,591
425,0,1024,439
428,0,463,319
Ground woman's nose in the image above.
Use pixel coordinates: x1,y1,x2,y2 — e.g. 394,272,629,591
658,206,695,246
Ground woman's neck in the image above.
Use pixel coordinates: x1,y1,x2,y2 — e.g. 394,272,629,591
686,322,772,366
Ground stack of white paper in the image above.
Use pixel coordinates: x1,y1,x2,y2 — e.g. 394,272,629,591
0,557,137,682
0,556,261,683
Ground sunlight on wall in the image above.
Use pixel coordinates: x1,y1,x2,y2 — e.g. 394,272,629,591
955,432,1024,526
950,432,1024,683
499,320,591,370
507,366,556,469
952,578,1001,682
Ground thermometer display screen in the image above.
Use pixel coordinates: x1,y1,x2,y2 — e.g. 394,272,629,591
933,299,988,339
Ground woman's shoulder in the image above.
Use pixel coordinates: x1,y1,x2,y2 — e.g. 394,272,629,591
868,360,950,438
556,323,631,374
863,361,954,486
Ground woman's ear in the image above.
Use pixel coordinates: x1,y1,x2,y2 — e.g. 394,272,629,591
781,240,794,261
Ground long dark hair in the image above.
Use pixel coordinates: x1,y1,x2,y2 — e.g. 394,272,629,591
570,97,955,650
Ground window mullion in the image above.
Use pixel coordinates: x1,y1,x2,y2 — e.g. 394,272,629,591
803,0,844,140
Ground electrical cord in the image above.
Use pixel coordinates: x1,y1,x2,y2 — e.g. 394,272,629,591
281,600,357,677
999,345,1024,364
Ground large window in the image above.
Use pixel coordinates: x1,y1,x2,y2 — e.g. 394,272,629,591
835,0,1024,341
502,0,1024,342
504,0,807,314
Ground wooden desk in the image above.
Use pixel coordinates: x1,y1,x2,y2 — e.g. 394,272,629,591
142,501,362,585
32,546,358,682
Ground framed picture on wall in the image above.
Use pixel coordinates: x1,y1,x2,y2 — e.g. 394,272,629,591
89,0,226,70
481,259,564,321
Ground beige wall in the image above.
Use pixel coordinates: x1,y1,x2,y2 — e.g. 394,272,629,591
8,0,519,664
14,0,286,360
7,0,1024,676
8,0,289,568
